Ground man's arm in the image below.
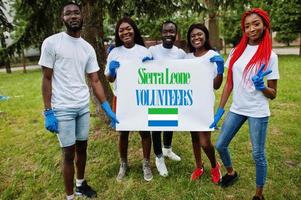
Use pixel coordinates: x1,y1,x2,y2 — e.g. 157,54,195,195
88,72,119,127
88,72,107,103
41,66,59,133
42,67,53,109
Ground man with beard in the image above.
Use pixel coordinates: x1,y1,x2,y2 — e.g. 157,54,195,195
39,2,117,199
149,21,185,177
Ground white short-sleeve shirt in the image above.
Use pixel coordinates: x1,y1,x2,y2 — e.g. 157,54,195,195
185,50,219,79
39,32,99,109
185,50,220,105
149,44,186,60
225,44,279,117
104,44,152,95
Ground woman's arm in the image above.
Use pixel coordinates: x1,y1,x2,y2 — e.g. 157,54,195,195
209,79,233,128
213,74,223,90
262,79,277,100
219,80,233,108
106,74,116,82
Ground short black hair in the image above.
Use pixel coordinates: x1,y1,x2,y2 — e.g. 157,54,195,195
186,23,213,52
61,1,81,14
114,16,145,47
161,20,178,33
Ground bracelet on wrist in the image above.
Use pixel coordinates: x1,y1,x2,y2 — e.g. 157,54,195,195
44,108,52,112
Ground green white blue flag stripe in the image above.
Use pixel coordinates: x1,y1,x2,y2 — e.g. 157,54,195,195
148,108,178,127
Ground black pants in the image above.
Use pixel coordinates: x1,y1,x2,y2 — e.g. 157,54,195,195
152,131,173,157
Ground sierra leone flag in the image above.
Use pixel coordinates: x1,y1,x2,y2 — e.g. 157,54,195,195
148,108,178,127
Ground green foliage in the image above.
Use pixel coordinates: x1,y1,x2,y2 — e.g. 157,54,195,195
8,0,28,43
0,0,13,65
103,0,207,41
3,0,300,56
270,0,301,34
220,9,242,47
0,0,68,58
275,32,299,46
136,11,205,41
219,0,273,47
4,0,203,55
1,56,301,199
106,0,182,20
0,0,13,33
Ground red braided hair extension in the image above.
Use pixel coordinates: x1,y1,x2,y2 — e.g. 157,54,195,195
227,8,272,88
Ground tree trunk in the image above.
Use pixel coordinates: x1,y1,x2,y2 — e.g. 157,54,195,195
4,58,11,73
22,49,27,73
0,33,11,73
204,0,222,51
299,32,301,56
81,0,114,124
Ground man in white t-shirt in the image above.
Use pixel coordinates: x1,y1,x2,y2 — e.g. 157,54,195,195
39,2,117,200
149,21,185,177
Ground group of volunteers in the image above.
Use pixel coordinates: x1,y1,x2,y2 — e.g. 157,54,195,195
39,2,279,200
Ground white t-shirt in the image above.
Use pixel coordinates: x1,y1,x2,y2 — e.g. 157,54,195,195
185,50,219,79
149,44,186,59
39,32,99,109
225,44,279,117
185,50,220,106
104,44,152,95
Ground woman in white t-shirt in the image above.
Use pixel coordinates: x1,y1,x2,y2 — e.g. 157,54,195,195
211,8,279,200
104,17,153,182
185,23,224,184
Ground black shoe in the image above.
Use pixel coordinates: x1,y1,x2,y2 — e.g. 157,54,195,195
221,171,238,188
75,180,97,198
252,195,265,200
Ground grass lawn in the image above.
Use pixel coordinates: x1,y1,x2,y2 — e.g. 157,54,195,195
0,55,300,200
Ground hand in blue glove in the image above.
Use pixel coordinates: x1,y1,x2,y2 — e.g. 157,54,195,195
142,56,153,62
252,64,272,91
209,107,225,129
109,60,120,78
101,101,119,128
210,55,224,75
44,109,58,133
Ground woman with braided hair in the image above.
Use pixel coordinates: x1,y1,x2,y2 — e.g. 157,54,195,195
210,8,279,200
105,16,153,182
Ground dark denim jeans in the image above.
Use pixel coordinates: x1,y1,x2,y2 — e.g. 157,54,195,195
215,111,269,187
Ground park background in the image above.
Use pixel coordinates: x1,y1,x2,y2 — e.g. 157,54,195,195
0,0,300,199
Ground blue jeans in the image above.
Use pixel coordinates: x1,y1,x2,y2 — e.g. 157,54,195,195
215,111,269,187
54,105,90,147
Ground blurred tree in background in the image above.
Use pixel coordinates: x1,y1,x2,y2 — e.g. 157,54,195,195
0,0,13,73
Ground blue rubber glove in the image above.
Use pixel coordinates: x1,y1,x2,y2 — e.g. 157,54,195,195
142,56,153,62
251,64,272,91
209,107,225,129
44,109,58,133
210,55,224,75
101,101,119,128
109,60,120,78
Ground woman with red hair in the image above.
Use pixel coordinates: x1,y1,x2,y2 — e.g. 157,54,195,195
210,8,279,200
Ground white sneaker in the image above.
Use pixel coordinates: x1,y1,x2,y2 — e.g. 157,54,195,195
155,156,168,177
162,147,181,161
